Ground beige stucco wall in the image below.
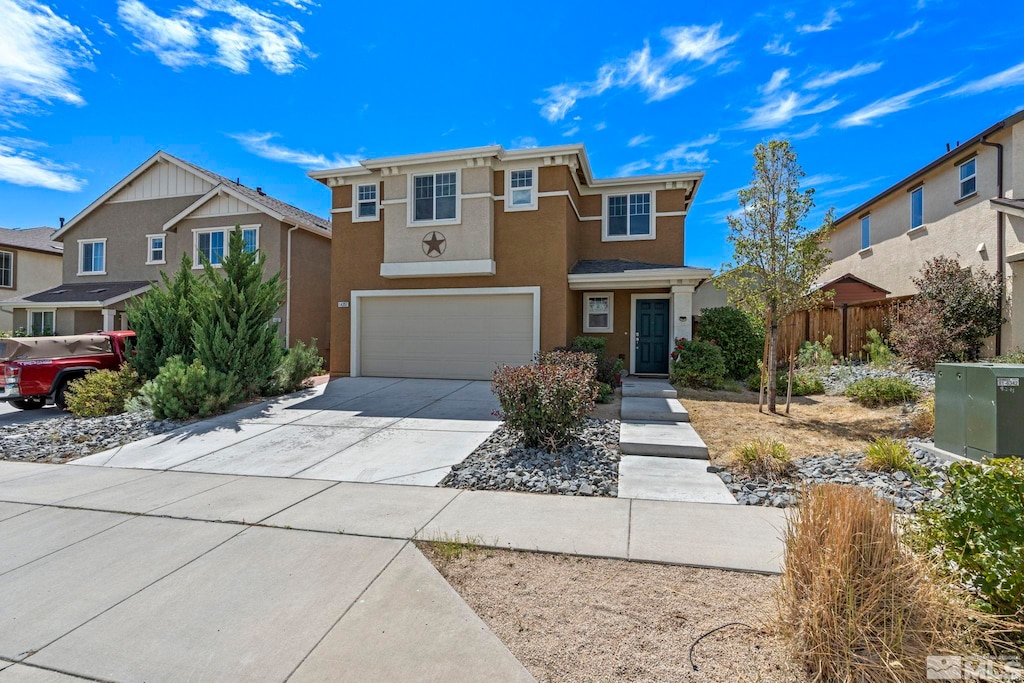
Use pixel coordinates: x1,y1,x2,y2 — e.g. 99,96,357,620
0,248,63,331
693,279,729,314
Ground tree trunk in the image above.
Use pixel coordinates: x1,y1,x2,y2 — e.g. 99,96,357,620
767,320,779,413
785,350,794,414
758,316,770,414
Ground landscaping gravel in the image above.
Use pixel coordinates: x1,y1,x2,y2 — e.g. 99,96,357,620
718,440,948,511
439,418,620,496
820,363,935,395
0,410,180,464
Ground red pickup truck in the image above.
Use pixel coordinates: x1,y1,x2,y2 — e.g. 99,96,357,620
0,331,135,410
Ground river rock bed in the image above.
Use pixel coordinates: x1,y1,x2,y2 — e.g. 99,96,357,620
439,419,620,497
820,363,935,395
717,440,948,511
0,410,180,464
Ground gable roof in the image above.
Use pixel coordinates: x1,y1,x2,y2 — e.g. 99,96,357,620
52,151,330,241
0,227,63,255
812,273,890,294
0,281,151,308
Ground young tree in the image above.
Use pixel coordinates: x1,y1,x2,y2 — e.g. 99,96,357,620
718,140,835,413
194,227,287,401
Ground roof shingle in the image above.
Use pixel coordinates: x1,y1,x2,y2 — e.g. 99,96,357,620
0,227,62,255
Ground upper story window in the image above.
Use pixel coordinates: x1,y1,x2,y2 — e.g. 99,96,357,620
604,192,653,241
958,158,977,199
147,235,166,265
355,183,379,221
79,239,106,275
193,226,258,267
860,215,870,251
412,171,457,223
242,227,258,253
0,250,12,288
910,186,924,230
506,169,537,211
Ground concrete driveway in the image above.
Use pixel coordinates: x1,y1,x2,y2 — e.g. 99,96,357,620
75,378,501,485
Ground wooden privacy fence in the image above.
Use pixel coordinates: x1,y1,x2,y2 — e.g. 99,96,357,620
776,295,913,359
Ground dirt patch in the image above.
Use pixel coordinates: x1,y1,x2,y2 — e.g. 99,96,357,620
419,543,804,683
588,389,621,421
677,388,902,465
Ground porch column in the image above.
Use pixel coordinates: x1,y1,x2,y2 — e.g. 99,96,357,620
100,308,116,332
671,285,695,342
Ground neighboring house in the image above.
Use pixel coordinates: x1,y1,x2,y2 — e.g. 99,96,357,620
812,273,890,306
309,144,713,380
0,227,63,333
1,152,331,356
823,109,1024,354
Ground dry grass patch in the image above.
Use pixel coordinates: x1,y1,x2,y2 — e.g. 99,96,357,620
677,388,902,465
419,543,804,683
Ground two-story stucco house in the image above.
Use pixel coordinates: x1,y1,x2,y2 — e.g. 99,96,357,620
0,227,63,333
310,144,713,380
823,109,1024,355
2,152,332,355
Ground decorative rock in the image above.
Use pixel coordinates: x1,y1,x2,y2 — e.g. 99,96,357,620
819,363,935,396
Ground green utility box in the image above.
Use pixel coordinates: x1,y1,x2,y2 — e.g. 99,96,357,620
935,362,1024,461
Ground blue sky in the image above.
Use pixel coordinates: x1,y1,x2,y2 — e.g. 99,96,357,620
0,0,1021,270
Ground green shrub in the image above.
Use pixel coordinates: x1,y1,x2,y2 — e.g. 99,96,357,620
745,368,823,396
694,306,764,380
733,439,793,480
568,336,606,354
862,437,927,477
994,349,1024,364
911,458,1024,619
141,356,236,420
561,337,621,386
863,328,892,368
797,336,833,369
596,382,613,404
670,338,726,389
845,377,920,407
492,353,597,450
65,365,141,417
272,339,324,394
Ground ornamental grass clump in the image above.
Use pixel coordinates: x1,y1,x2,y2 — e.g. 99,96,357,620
492,351,597,450
862,437,928,478
733,439,793,480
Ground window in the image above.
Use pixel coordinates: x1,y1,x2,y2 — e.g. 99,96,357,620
78,239,106,274
147,235,165,264
506,169,536,210
860,215,870,251
196,230,226,265
910,186,924,230
29,310,55,336
355,183,378,221
583,292,614,333
958,158,977,199
604,192,653,240
242,227,258,253
0,250,12,288
412,171,457,222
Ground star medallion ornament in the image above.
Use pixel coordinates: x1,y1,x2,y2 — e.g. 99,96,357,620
422,231,446,257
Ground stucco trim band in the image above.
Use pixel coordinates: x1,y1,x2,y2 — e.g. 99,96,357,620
379,259,497,278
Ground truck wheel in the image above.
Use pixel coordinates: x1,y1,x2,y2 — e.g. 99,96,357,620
10,398,45,410
54,382,70,411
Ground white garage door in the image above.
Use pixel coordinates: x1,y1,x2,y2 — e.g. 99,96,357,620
358,292,536,380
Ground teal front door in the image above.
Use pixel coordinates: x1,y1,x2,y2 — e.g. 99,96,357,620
635,299,670,374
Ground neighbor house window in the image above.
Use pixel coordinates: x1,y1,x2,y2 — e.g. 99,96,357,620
860,215,870,251
241,227,258,253
412,171,457,222
194,226,258,266
958,158,977,199
0,250,12,288
605,192,652,240
506,169,537,210
78,239,106,274
910,186,924,230
583,292,614,333
147,235,165,264
29,310,55,336
355,183,378,220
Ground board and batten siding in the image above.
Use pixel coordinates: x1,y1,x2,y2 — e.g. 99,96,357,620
108,161,214,203
190,194,261,217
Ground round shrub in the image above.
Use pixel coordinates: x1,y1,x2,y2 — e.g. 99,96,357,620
845,377,920,407
141,356,236,420
670,338,726,389
64,364,141,417
694,307,764,380
271,338,324,394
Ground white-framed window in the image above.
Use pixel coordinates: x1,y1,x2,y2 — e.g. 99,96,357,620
78,238,106,275
410,171,458,224
505,168,537,211
603,192,654,241
910,186,924,230
0,250,12,288
242,226,258,253
354,183,379,221
958,157,977,199
193,226,259,267
860,215,870,251
146,234,166,265
583,292,614,333
29,310,55,336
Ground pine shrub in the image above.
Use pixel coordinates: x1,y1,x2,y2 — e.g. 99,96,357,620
65,365,141,417
273,338,324,394
141,356,236,420
670,338,726,389
694,306,763,379
846,377,920,407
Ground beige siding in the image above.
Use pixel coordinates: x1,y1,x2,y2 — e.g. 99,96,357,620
190,193,261,217
0,248,63,331
109,161,214,203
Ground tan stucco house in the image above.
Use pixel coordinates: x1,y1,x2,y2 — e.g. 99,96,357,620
310,143,713,380
823,109,1024,355
1,152,331,354
0,227,63,334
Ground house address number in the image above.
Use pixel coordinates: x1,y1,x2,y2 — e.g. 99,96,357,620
338,301,349,308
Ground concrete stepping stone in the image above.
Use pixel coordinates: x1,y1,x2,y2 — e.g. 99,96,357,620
621,377,677,398
620,397,689,422
617,456,737,504
620,422,708,459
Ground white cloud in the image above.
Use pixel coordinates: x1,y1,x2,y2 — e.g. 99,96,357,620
593,121,607,131
950,61,1024,96
796,8,840,34
509,136,538,149
816,176,887,198
0,0,94,114
662,23,738,65
117,0,311,74
760,68,790,95
804,62,883,90
276,0,317,12
616,160,652,176
763,35,793,56
701,185,746,204
561,125,580,138
229,131,358,169
741,91,840,130
0,137,86,191
654,133,719,171
837,78,952,127
628,133,653,147
791,123,822,139
892,21,921,39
